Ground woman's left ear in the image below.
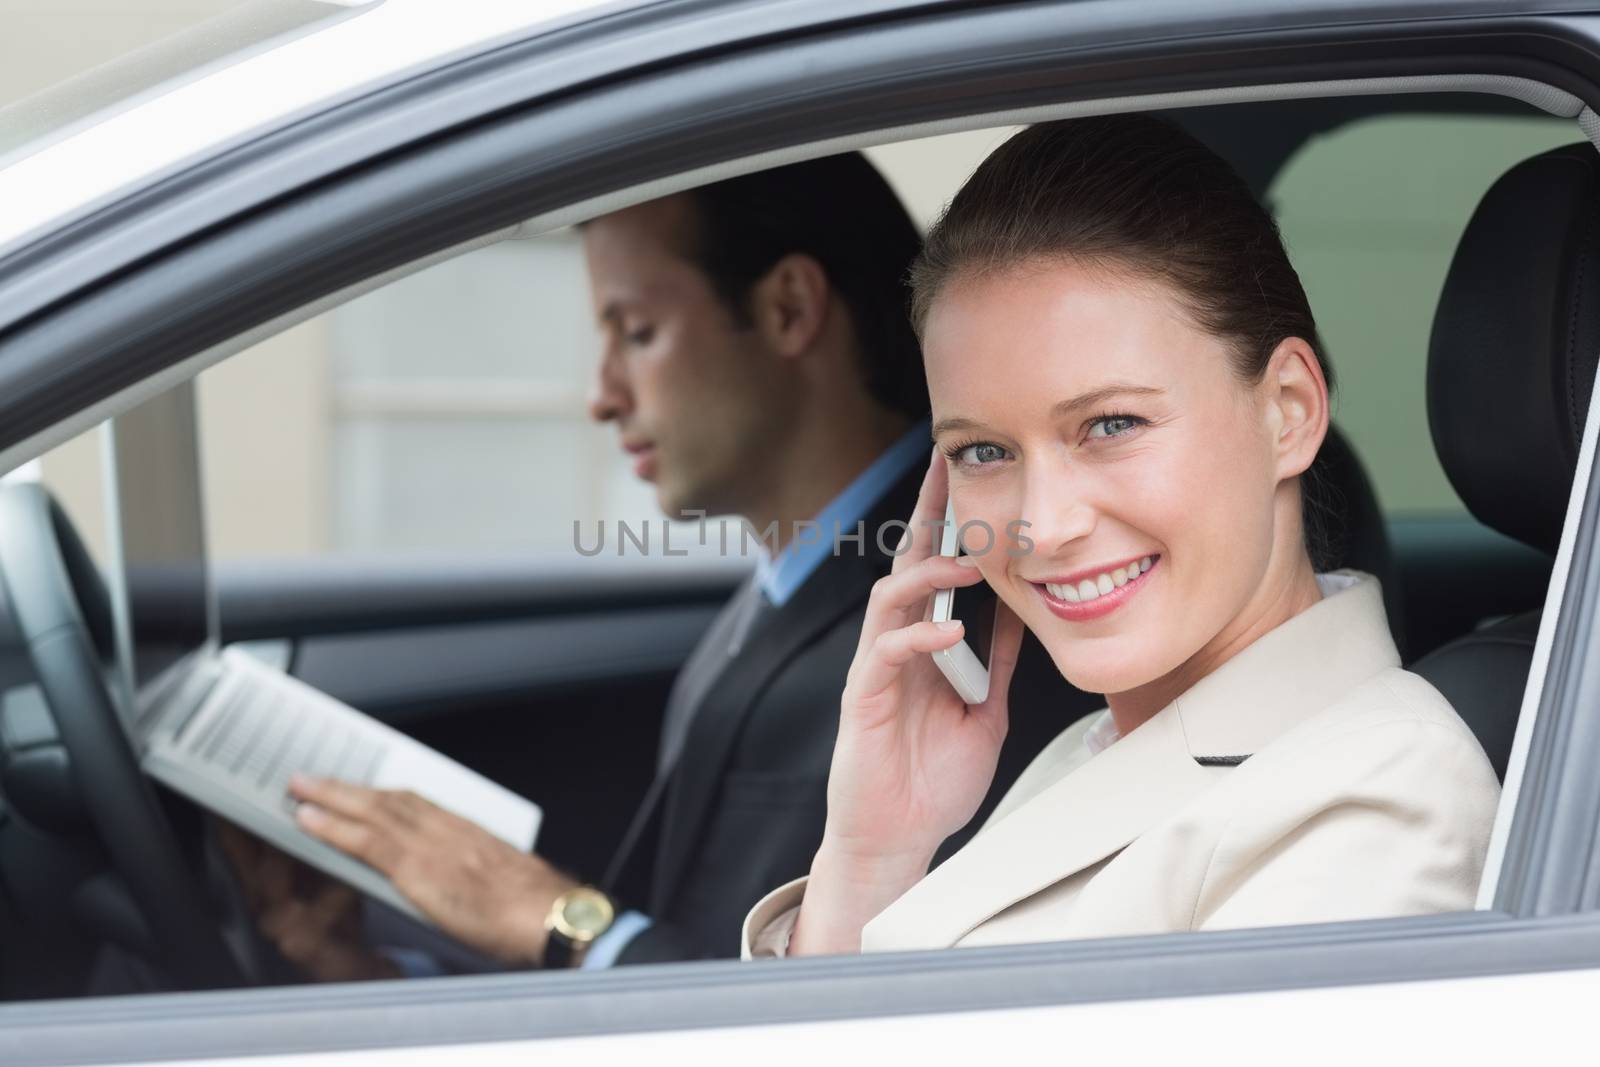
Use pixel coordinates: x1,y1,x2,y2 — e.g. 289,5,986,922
1263,336,1329,481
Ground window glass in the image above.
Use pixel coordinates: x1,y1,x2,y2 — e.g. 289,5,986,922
35,115,1582,558
195,233,679,559
127,130,1009,562
8,101,1583,1022
29,425,107,564
1268,112,1574,514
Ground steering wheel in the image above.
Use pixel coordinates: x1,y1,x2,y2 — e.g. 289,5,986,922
0,482,247,989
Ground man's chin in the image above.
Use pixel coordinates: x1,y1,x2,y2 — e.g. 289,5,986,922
662,498,706,522
654,483,692,519
658,488,724,524
649,470,727,522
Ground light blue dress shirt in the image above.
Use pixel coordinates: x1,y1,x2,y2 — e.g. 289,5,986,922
752,420,932,608
582,420,931,968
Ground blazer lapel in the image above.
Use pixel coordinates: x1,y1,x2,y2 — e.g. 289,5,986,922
654,577,765,773
649,466,924,914
865,570,1402,951
648,549,877,912
864,704,1219,952
599,577,763,899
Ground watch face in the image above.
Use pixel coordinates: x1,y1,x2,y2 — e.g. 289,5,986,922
558,888,615,940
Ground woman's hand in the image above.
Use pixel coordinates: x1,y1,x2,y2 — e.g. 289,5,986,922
790,451,1025,955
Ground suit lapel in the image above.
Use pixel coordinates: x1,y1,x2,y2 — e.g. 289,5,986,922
654,577,764,773
649,467,924,914
649,548,877,912
599,578,762,899
864,704,1219,952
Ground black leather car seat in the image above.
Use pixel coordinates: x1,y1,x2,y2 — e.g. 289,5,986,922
1411,142,1600,781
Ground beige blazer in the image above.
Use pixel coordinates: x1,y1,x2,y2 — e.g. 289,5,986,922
743,572,1500,957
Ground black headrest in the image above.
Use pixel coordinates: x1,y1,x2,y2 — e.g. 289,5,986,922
1428,142,1600,555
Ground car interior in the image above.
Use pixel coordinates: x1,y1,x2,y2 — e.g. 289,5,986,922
0,88,1584,1002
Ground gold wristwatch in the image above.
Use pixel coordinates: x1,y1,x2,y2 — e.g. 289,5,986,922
542,886,616,968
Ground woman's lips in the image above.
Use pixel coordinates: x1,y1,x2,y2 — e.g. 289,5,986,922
1032,555,1160,622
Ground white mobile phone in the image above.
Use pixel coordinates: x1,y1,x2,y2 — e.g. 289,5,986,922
930,499,992,704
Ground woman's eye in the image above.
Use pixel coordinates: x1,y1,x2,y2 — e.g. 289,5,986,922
955,442,1010,466
1085,414,1142,440
624,325,656,346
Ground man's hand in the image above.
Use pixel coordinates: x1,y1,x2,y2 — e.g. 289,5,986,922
288,775,577,966
215,821,400,983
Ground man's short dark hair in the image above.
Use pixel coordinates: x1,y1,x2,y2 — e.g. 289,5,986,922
679,153,928,418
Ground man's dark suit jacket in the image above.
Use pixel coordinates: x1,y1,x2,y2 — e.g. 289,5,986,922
608,463,1098,963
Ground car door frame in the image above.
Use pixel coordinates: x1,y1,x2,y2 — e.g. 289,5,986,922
4,1,1600,1062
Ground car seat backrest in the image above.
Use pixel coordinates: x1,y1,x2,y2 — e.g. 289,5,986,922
1428,142,1600,555
1414,141,1600,780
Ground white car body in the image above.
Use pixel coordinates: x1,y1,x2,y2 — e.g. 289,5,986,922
170,969,1600,1065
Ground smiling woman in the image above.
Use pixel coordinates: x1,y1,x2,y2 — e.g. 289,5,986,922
744,114,1500,958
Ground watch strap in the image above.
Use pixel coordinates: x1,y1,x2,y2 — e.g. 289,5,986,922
543,927,582,969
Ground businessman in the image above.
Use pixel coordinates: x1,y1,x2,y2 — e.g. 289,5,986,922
227,153,1083,978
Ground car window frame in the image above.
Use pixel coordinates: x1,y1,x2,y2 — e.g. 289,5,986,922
3,1,1600,1062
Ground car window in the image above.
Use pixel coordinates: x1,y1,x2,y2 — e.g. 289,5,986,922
34,128,1016,564
7,94,1594,1043
35,236,680,562
4,0,1600,1046
205,233,733,559
41,115,1574,561
1268,112,1575,515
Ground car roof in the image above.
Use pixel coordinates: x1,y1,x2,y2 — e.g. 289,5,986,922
1,0,1584,264
0,0,628,256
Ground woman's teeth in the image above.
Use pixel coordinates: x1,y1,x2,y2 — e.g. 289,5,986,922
1044,556,1154,604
